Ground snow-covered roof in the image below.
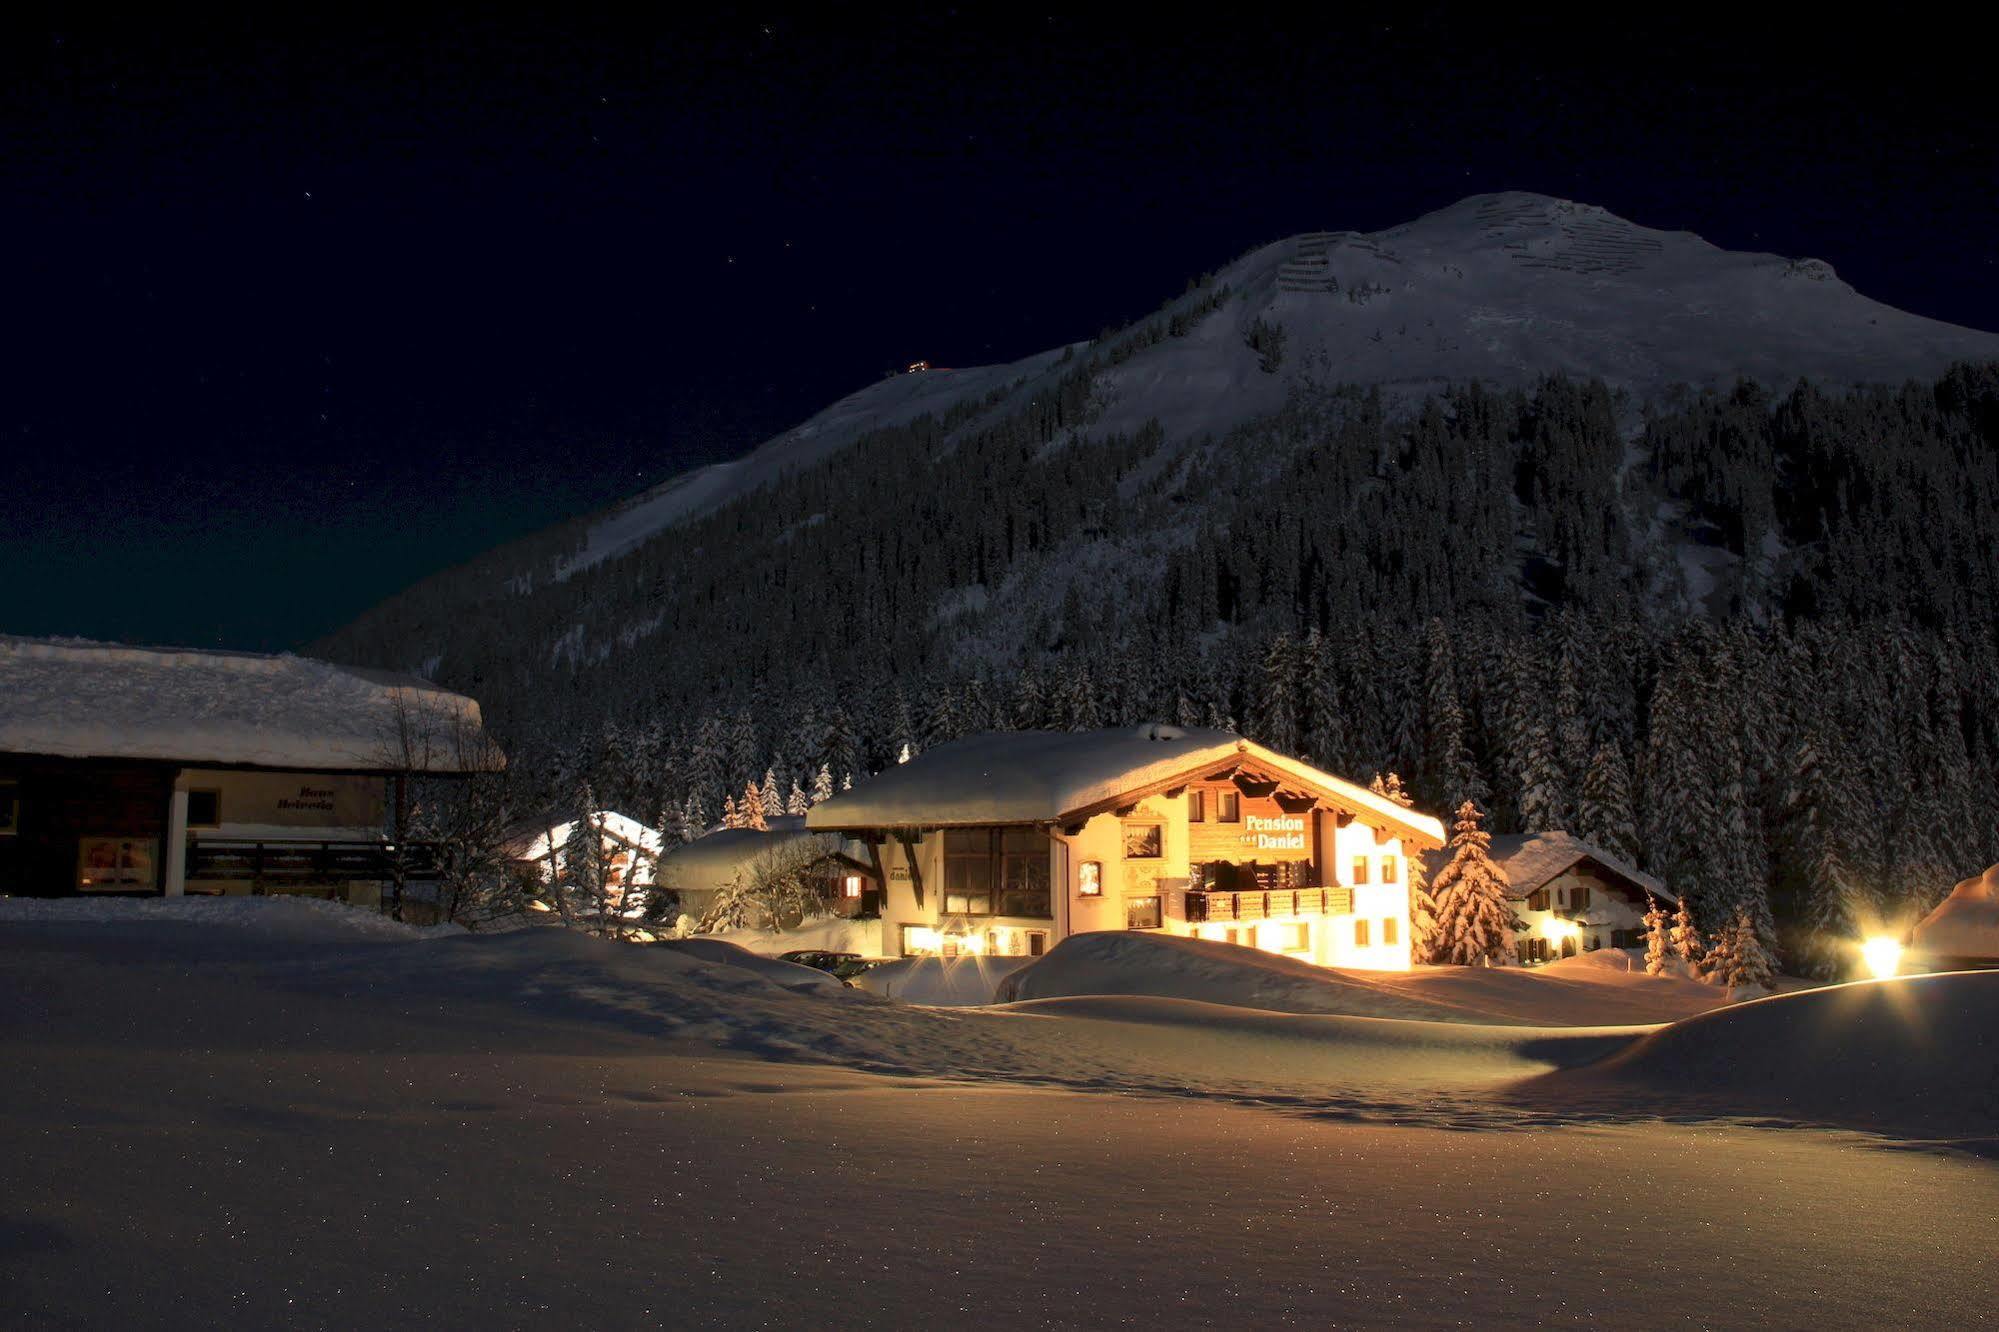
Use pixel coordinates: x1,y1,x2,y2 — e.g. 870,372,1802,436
656,817,850,894
807,725,1446,848
513,811,666,883
1912,864,1999,961
1422,830,1670,902
0,636,498,773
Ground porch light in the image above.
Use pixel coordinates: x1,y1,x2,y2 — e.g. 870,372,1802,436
1860,935,1903,980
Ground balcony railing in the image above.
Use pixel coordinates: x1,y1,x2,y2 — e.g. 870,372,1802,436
186,839,443,889
1179,885,1355,924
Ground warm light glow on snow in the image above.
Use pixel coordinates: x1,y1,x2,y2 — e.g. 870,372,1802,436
1861,935,1904,980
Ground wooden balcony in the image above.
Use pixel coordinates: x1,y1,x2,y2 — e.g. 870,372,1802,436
186,839,443,891
1179,885,1354,924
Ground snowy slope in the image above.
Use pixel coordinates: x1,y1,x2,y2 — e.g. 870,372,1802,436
546,192,1999,573
9,909,1996,1325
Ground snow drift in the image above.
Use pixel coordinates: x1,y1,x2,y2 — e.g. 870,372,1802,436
1525,971,1999,1147
649,937,852,996
853,954,1035,1005
1911,864,1999,963
997,932,1733,1027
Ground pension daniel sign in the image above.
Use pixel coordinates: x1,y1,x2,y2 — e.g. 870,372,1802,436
1241,813,1306,852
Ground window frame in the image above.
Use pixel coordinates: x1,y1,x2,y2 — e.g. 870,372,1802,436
1352,855,1370,885
184,788,222,829
1354,918,1372,947
1187,790,1206,823
1380,856,1398,884
1121,821,1163,860
1126,895,1163,930
1383,917,1399,946
1216,790,1241,823
942,827,1052,918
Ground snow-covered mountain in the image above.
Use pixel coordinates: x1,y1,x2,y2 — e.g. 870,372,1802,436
553,191,1999,575
317,191,1999,757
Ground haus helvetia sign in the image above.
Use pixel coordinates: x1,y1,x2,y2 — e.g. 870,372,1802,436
1241,814,1306,851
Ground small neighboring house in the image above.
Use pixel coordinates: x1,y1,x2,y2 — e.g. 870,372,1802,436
1424,830,1675,964
507,810,665,916
0,635,500,902
1911,864,1999,969
807,724,1447,967
654,816,874,924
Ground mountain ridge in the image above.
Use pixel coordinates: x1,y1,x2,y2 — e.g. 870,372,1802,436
535,191,1999,580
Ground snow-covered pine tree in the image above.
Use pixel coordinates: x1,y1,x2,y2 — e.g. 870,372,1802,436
1576,740,1640,862
741,781,767,832
1642,895,1669,976
759,767,784,821
1669,896,1703,978
1301,627,1349,772
785,779,810,817
811,763,835,806
1700,912,1738,988
1514,708,1566,833
1253,631,1300,755
1427,802,1518,966
1728,904,1776,992
1407,842,1440,964
678,791,708,843
720,791,742,830
1369,772,1415,807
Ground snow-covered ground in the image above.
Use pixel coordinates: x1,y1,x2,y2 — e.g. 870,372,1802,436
3,900,1993,1326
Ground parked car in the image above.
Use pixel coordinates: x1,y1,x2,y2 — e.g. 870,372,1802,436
779,950,880,982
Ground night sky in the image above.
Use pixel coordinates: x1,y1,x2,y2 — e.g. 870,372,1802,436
4,13,1995,651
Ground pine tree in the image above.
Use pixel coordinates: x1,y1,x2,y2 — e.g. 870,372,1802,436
741,780,768,832
1642,895,1669,976
1576,741,1640,861
720,791,742,831
811,763,835,805
785,779,810,817
1253,631,1300,755
759,767,784,821
1704,904,1775,993
1427,802,1518,966
678,791,708,843
1668,896,1703,978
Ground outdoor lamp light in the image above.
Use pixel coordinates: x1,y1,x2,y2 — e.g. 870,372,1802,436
1860,935,1903,980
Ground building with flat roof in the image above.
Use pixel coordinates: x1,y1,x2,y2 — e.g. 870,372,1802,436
0,636,499,901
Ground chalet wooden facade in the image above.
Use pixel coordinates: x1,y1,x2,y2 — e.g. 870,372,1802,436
806,725,1446,968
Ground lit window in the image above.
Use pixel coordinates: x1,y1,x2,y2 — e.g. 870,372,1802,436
1188,790,1206,823
944,828,1051,916
1127,896,1163,930
1383,917,1399,946
1078,860,1102,897
1352,856,1370,885
1217,791,1241,822
1355,918,1372,947
1122,823,1162,859
842,875,862,899
1381,857,1398,884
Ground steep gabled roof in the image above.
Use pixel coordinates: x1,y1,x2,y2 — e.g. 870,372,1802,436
1422,830,1671,902
0,636,499,773
806,724,1446,848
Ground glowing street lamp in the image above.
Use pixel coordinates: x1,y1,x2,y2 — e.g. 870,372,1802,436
1860,935,1903,980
